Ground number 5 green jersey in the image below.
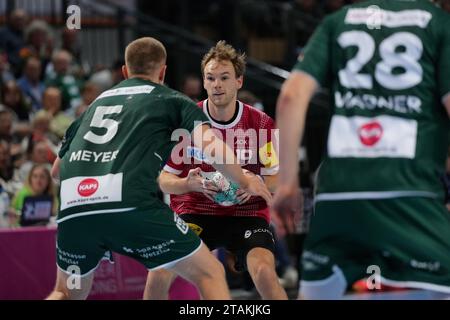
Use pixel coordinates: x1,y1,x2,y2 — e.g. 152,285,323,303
57,78,209,221
294,0,450,201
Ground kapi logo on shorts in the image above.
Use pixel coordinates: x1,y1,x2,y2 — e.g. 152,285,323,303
358,121,383,146
77,178,99,197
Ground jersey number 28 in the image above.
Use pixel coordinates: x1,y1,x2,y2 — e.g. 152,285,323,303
338,31,423,90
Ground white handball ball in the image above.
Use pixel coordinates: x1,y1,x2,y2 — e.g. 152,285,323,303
209,172,240,206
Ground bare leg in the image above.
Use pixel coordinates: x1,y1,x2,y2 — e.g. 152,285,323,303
46,268,94,300
247,247,288,300
169,242,230,300
143,268,176,300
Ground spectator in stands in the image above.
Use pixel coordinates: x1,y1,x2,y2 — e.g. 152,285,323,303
1,80,31,121
0,9,29,77
0,109,14,143
10,164,57,226
17,56,45,112
37,87,74,139
60,29,82,65
0,49,15,85
74,82,101,117
0,140,13,190
0,108,28,168
89,59,125,92
15,140,53,187
45,50,82,112
22,20,53,71
26,112,59,161
0,183,11,227
180,74,202,102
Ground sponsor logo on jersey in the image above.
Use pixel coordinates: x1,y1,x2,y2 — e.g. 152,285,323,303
259,141,279,168
60,173,123,210
358,121,383,146
187,223,203,236
244,230,252,239
187,146,210,163
77,178,99,197
328,115,417,159
345,8,432,29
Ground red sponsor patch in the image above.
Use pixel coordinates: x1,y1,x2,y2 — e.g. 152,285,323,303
78,178,99,197
358,122,383,146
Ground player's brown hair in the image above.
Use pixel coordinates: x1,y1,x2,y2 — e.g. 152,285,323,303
201,40,246,78
125,37,167,75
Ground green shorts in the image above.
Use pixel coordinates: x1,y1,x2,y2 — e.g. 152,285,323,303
301,197,450,293
56,204,201,276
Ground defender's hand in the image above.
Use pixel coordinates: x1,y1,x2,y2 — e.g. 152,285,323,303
271,184,302,235
242,175,272,206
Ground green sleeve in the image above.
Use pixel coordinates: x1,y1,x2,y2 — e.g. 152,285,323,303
178,97,210,132
292,14,333,87
58,114,84,158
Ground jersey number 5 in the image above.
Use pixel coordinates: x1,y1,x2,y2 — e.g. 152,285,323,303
83,105,123,144
338,31,423,90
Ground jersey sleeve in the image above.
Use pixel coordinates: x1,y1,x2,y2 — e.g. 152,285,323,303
258,114,279,176
163,148,184,175
58,114,83,158
437,15,450,101
292,14,333,87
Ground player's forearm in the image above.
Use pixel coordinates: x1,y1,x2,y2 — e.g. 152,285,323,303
263,174,278,193
51,157,61,179
276,72,316,186
192,125,248,188
158,171,190,195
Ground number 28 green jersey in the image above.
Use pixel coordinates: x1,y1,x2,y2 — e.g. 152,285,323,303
57,78,209,221
294,0,450,201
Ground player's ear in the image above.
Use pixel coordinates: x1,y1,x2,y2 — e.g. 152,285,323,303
236,75,243,90
122,65,128,79
159,65,167,84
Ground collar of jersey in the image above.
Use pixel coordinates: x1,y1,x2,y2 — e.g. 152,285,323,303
202,99,244,129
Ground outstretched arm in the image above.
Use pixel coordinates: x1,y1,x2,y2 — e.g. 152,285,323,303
271,71,317,232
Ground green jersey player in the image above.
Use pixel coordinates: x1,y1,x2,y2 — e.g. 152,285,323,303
46,37,272,300
273,0,450,299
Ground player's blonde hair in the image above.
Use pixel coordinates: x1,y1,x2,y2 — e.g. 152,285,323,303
201,40,246,78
